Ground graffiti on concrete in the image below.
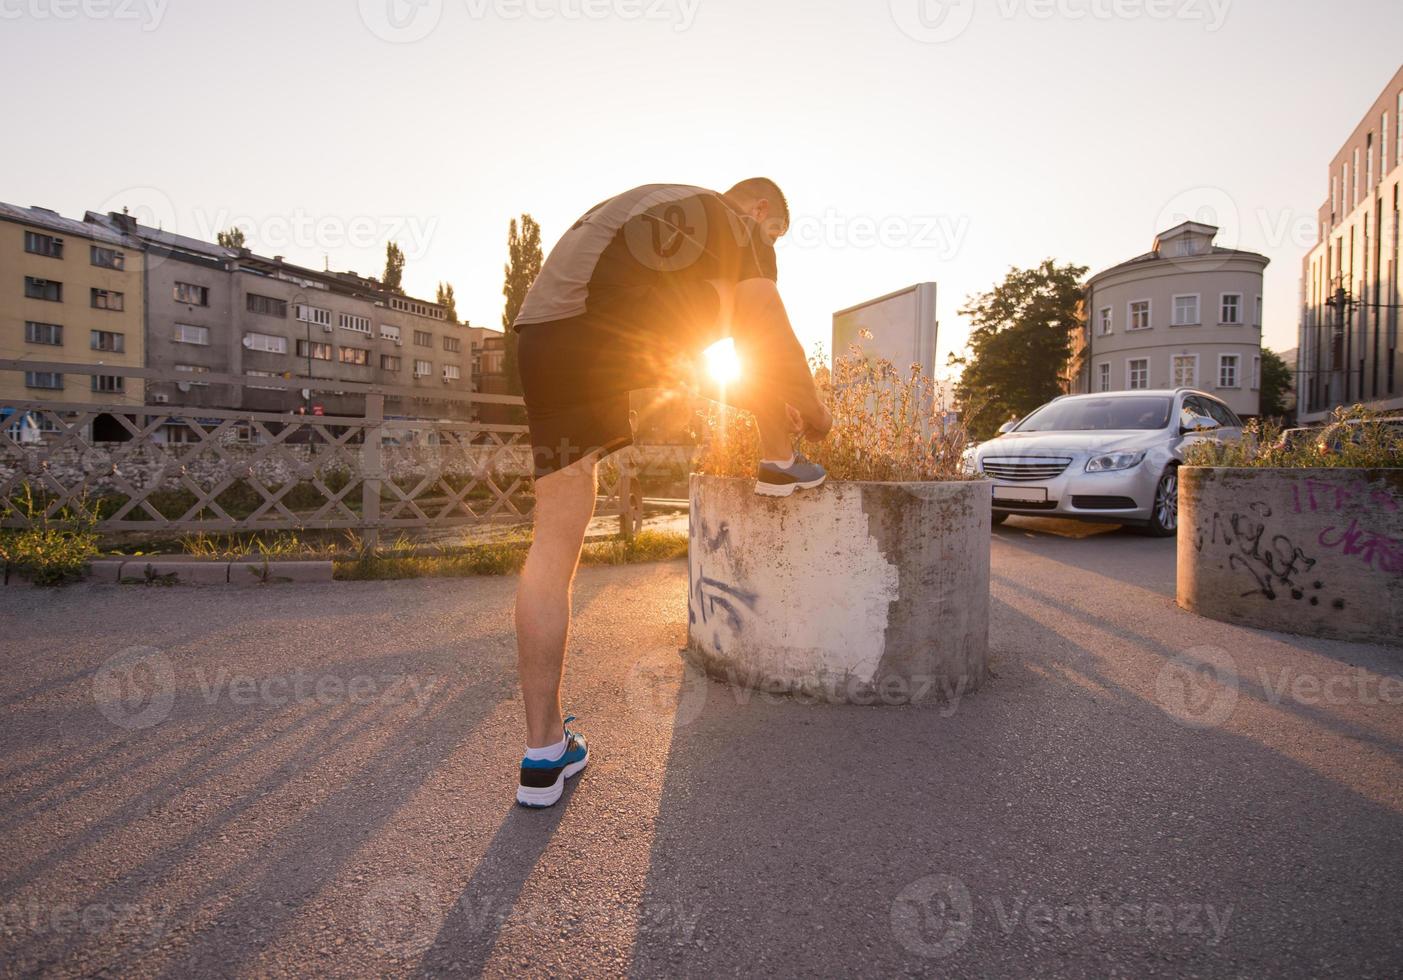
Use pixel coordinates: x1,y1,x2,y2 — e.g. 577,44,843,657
691,566,760,633
1318,519,1403,576
1292,478,1401,515
1195,501,1322,602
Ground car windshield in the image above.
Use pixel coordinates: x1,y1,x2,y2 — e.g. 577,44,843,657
1016,396,1172,432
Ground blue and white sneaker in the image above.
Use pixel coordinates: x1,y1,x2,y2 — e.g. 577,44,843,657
516,716,589,808
755,453,828,497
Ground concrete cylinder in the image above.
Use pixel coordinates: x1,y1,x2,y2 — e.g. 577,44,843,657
1178,467,1403,645
686,475,991,705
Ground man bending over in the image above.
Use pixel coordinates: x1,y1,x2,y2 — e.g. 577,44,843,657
510,179,832,807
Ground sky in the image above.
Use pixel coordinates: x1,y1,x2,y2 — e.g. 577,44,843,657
3,0,1400,383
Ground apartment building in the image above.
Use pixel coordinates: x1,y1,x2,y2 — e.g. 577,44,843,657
83,210,475,424
1297,63,1403,420
0,202,145,413
1075,221,1270,418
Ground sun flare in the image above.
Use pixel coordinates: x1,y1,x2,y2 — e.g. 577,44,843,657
704,337,741,386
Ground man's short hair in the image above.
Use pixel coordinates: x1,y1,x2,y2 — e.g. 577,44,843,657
726,177,789,228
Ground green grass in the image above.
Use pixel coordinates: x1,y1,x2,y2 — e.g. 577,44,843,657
0,484,101,586
333,529,689,581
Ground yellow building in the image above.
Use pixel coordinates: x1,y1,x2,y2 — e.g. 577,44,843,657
1,202,145,407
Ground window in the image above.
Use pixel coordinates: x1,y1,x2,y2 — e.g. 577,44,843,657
1398,93,1402,177
24,372,63,390
1172,354,1198,388
1254,296,1262,327
1220,294,1242,325
1366,133,1374,190
174,323,210,345
174,364,211,386
414,330,432,347
1251,355,1261,390
24,231,63,258
339,313,371,334
1171,295,1200,326
91,288,125,311
443,335,462,353
1128,300,1151,330
381,354,402,372
24,277,62,302
245,370,284,390
338,346,369,366
380,324,401,343
1218,354,1240,388
1204,398,1240,429
1097,362,1110,392
1352,147,1360,206
1127,358,1149,390
91,375,126,394
247,293,288,317
1383,110,1391,175
443,364,461,381
1098,307,1112,336
295,304,332,327
90,330,125,353
90,245,125,270
244,331,287,354
24,321,62,346
414,359,433,377
174,282,210,306
1174,238,1200,257
296,339,333,361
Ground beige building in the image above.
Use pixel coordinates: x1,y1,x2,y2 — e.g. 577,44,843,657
1,203,145,410
1297,63,1403,421
1075,221,1270,418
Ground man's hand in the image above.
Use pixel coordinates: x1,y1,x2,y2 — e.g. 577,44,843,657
802,403,830,440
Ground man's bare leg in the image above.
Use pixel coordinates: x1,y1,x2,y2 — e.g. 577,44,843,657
515,452,599,749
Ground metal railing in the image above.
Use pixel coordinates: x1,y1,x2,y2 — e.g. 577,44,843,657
0,361,637,546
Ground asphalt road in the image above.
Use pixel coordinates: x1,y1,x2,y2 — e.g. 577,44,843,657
2,516,1401,978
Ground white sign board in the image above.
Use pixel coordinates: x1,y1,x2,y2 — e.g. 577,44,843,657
832,283,939,378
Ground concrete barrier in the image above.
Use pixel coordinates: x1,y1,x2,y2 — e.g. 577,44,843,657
1178,467,1403,645
685,475,991,705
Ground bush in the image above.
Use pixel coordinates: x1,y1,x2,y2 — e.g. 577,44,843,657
0,484,100,586
1184,405,1403,469
695,346,974,482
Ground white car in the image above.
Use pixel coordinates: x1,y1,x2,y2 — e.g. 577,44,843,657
965,389,1244,536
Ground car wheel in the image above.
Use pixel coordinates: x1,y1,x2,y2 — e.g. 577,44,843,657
1145,466,1178,538
991,511,1009,527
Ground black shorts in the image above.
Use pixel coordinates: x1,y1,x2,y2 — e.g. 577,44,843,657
517,278,722,477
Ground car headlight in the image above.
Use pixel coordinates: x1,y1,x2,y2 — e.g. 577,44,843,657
1085,451,1146,473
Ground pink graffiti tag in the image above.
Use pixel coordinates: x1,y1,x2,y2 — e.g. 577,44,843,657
1293,479,1402,515
1318,519,1403,576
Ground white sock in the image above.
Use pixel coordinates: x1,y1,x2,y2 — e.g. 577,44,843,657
524,734,567,761
762,455,796,468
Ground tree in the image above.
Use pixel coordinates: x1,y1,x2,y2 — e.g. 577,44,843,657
501,214,543,396
382,242,406,294
1259,348,1293,418
216,226,246,250
436,282,458,323
951,259,1089,441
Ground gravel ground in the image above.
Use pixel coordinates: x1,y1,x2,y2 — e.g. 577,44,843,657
1,516,1400,978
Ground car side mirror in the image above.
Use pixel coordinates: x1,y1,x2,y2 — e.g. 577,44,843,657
1180,415,1219,435
997,421,1017,435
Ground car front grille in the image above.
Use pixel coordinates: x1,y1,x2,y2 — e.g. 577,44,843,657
981,457,1073,482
